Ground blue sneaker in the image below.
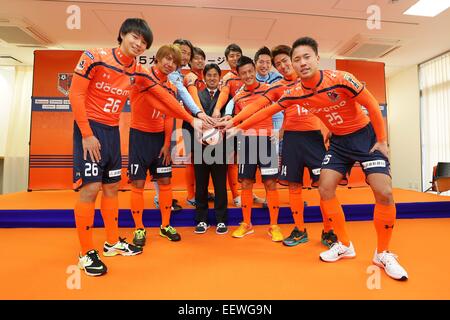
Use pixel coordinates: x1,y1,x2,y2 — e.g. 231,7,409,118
283,227,309,247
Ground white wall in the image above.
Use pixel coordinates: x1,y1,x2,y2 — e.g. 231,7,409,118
387,65,422,191
0,67,15,157
1,66,33,194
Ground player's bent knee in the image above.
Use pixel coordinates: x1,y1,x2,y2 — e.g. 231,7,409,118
318,184,336,200
157,177,171,185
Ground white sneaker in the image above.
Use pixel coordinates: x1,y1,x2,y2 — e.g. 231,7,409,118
103,237,143,257
319,241,356,262
373,250,408,281
233,196,241,207
253,194,265,204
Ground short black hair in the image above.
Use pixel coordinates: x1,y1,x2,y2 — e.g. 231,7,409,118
254,46,271,62
193,47,206,60
236,56,255,73
173,39,194,61
291,37,319,56
117,18,153,49
271,45,291,64
224,43,242,59
203,63,221,77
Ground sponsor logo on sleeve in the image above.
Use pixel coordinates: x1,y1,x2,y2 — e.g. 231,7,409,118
343,73,360,90
85,51,95,60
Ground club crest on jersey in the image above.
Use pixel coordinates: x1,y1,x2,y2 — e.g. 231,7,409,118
57,73,73,96
130,76,136,85
327,90,339,102
76,60,85,71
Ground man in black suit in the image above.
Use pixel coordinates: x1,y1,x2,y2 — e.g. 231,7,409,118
193,63,228,234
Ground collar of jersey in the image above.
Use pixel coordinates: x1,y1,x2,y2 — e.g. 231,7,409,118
151,66,168,82
284,72,297,82
192,68,203,79
301,70,323,91
244,81,260,92
113,48,135,68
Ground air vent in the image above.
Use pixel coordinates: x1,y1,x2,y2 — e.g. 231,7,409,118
0,18,51,47
336,34,402,59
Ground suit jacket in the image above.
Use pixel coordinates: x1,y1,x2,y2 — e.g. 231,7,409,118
198,88,222,117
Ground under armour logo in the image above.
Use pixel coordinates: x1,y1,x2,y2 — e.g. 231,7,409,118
384,224,394,229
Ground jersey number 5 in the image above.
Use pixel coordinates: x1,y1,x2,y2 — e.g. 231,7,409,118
104,98,121,113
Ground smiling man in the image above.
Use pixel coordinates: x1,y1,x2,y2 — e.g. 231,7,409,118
70,18,153,277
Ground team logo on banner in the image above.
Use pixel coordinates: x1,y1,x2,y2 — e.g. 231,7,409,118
327,90,339,102
57,73,73,96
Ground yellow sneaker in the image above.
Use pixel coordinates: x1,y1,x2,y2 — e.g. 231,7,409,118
232,222,254,238
268,225,284,242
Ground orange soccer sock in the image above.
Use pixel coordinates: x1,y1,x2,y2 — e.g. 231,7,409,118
289,188,305,230
373,203,396,253
130,186,145,229
320,200,333,232
158,183,173,227
227,164,240,199
185,163,195,200
74,201,96,255
321,197,350,246
100,195,119,245
241,188,253,225
266,189,280,226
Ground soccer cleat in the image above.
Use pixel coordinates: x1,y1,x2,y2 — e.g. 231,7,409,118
233,196,241,207
78,249,107,277
133,228,147,247
232,222,254,238
268,225,284,242
253,194,265,204
216,223,228,235
321,229,338,248
186,198,197,207
283,227,309,247
103,237,143,257
171,199,183,212
154,196,183,212
160,225,181,241
319,241,356,262
373,250,408,281
194,222,210,234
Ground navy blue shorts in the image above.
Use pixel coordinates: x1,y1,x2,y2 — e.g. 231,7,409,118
73,120,122,189
128,128,172,181
237,135,278,182
279,130,326,186
322,123,391,178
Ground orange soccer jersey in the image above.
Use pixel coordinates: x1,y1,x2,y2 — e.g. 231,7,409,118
238,70,386,142
263,78,321,132
130,66,176,133
214,70,244,112
70,47,137,137
231,75,321,132
278,70,368,135
234,82,272,136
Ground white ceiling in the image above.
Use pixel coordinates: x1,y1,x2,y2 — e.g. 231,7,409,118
0,0,449,77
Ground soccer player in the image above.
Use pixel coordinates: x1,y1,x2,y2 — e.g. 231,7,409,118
70,19,203,277
70,18,152,277
232,37,408,281
128,44,185,247
222,45,334,247
230,56,283,242
170,39,215,207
